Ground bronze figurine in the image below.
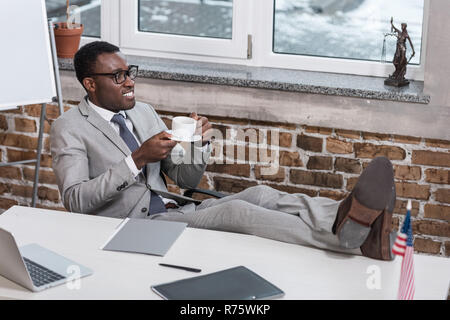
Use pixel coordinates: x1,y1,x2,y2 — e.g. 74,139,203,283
384,17,415,87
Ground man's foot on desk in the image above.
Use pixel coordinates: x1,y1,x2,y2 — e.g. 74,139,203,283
332,156,396,260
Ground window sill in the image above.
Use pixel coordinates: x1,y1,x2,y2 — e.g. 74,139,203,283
59,55,430,104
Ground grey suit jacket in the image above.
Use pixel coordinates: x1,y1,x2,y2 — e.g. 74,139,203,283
50,97,210,218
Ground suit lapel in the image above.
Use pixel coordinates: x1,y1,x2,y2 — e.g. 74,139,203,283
78,97,131,156
125,105,149,144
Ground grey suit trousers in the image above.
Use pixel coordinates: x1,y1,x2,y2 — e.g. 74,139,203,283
151,185,361,255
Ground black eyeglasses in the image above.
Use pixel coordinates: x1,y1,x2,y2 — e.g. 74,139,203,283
86,65,139,84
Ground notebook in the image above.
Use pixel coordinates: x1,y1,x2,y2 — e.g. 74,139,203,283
101,218,187,256
151,266,285,300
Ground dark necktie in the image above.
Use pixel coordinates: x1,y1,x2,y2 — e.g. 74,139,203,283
111,113,167,215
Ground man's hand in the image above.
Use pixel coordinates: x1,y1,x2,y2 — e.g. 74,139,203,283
131,131,177,169
189,112,212,146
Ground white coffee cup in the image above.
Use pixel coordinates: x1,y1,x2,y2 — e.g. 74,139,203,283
172,116,197,138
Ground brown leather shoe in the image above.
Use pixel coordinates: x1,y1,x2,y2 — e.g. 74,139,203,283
332,157,395,250
360,187,397,261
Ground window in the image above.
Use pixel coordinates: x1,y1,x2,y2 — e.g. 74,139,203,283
90,0,429,79
120,0,249,58
138,0,233,39
46,0,101,38
273,0,423,65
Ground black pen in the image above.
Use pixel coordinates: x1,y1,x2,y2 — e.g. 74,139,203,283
159,263,201,273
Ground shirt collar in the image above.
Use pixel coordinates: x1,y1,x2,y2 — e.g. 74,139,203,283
87,99,127,122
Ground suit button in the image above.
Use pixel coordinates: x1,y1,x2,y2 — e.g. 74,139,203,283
124,182,128,187
141,207,147,213
117,186,122,191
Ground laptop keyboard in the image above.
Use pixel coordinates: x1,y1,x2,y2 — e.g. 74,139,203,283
23,257,65,287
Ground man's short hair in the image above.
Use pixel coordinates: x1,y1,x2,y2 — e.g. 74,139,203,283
74,41,120,89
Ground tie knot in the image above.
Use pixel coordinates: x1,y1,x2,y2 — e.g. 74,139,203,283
111,113,126,126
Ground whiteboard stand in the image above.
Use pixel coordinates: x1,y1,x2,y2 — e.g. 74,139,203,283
0,19,64,208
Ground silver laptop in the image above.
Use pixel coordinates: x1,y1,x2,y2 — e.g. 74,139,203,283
0,227,93,292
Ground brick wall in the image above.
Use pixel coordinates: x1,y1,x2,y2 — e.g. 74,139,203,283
0,102,449,258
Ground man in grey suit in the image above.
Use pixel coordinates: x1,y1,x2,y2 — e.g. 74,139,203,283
51,41,396,261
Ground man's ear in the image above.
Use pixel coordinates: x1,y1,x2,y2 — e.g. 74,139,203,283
82,77,96,93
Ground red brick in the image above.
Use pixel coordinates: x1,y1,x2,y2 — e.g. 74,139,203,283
224,145,273,164
279,151,303,167
335,157,361,174
306,156,333,170
22,168,57,184
394,200,420,216
278,132,292,148
44,120,52,134
213,177,257,194
7,149,52,167
0,167,22,180
326,137,353,154
425,138,450,149
412,220,450,237
297,134,323,152
414,238,442,254
435,189,450,204
336,129,360,139
392,216,400,232
37,186,60,202
362,132,391,141
0,197,18,209
14,118,36,132
354,143,406,160
197,175,211,190
24,104,67,120
0,114,8,130
304,126,333,135
248,119,296,130
206,164,251,177
265,184,317,197
290,170,343,188
395,182,430,200
444,241,450,257
425,169,449,184
0,183,10,194
424,204,450,222
394,165,421,181
1,106,23,114
346,177,359,191
412,150,450,167
235,128,260,144
254,166,285,182
0,133,38,149
392,135,421,144
319,190,347,201
11,184,33,198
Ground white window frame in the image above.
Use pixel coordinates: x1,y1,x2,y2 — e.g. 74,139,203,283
118,0,250,59
85,0,429,80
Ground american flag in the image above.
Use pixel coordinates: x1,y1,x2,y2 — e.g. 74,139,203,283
392,200,415,300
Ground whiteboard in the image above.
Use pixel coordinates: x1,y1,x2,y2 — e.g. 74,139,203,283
0,0,56,110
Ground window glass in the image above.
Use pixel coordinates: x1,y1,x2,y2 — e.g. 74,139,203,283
46,0,101,38
138,0,233,39
273,0,424,64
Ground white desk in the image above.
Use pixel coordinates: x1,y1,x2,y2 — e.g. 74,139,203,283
0,206,448,300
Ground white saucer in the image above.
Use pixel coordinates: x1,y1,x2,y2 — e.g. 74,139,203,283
166,130,202,142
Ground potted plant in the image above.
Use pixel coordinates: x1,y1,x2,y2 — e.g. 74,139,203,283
53,0,84,58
